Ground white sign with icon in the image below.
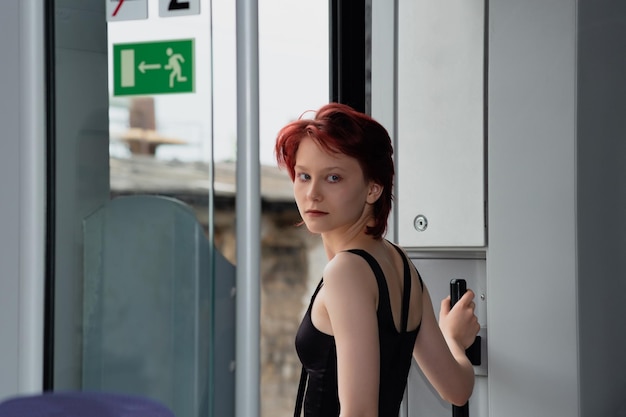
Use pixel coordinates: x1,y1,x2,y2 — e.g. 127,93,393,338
106,0,148,22
159,0,201,17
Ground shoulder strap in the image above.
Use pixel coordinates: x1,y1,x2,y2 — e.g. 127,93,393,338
389,243,424,291
390,244,413,332
345,248,389,301
309,278,324,304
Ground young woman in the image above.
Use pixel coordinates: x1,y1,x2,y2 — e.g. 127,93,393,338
275,103,480,417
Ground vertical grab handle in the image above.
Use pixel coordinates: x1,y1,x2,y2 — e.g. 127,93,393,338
450,279,470,417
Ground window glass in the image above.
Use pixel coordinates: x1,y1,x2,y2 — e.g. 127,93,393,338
52,2,328,417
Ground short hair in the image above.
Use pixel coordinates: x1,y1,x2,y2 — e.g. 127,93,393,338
275,102,394,239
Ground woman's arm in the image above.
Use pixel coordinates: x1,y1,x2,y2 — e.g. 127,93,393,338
322,253,380,417
412,284,479,406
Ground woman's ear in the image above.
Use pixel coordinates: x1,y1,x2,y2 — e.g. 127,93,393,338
366,182,383,204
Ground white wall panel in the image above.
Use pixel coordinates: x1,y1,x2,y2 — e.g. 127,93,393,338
396,0,485,248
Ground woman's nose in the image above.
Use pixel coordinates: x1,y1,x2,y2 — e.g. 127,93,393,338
307,180,322,201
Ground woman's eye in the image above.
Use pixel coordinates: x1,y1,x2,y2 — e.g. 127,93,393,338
327,174,341,183
296,173,310,181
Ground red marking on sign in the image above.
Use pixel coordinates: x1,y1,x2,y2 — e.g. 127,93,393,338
112,0,125,17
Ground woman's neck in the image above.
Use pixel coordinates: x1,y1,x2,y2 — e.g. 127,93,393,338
321,232,382,260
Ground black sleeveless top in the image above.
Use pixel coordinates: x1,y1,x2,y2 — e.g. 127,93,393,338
294,244,423,417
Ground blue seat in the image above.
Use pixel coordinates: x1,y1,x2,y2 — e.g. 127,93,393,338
0,391,176,417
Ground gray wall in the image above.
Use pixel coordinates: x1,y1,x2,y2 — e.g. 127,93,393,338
487,1,579,415
577,1,626,415
488,0,626,416
0,0,23,397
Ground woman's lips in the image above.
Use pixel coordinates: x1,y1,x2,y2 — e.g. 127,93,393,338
305,209,328,217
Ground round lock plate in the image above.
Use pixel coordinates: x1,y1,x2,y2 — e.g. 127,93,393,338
413,214,428,232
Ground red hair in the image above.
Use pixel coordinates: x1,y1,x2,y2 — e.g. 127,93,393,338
275,103,394,239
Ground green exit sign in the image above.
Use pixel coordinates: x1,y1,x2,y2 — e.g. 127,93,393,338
113,39,194,96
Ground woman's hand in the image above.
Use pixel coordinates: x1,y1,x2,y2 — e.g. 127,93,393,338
438,290,480,350
412,285,477,406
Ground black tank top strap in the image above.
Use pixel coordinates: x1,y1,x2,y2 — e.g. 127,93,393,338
344,249,391,314
310,278,324,303
390,244,413,332
389,243,424,290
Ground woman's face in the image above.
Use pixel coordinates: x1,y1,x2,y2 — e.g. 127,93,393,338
292,136,378,235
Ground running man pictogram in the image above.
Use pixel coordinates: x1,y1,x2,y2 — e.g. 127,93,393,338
164,47,187,88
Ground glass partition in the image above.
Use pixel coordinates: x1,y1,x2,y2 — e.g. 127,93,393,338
51,2,328,417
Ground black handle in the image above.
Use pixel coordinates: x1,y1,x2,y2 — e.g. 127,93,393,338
450,279,467,307
449,279,470,417
450,280,481,366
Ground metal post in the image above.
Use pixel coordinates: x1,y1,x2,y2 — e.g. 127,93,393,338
19,0,46,394
235,1,260,417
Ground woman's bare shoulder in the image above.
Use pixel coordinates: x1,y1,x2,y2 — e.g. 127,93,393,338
322,250,378,294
